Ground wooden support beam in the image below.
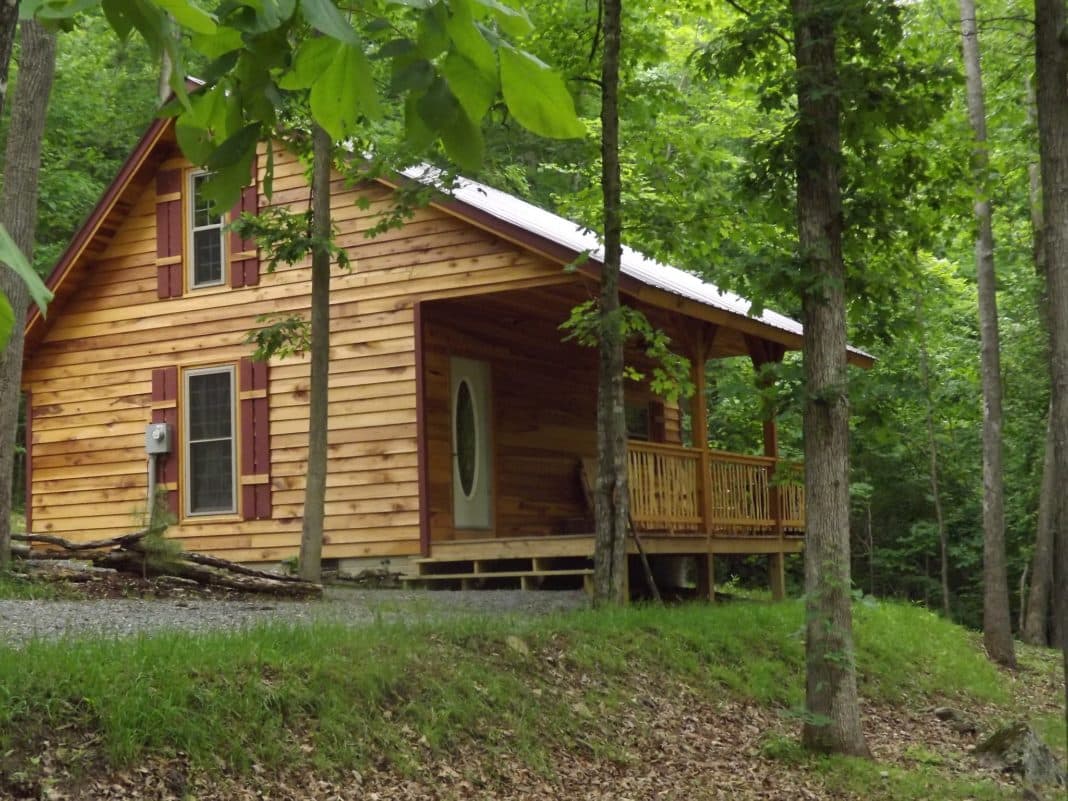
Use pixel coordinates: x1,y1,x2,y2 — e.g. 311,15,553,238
696,554,716,602
769,552,786,601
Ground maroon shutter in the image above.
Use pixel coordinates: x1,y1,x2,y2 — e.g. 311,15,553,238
151,367,180,516
229,156,260,288
648,400,667,443
239,357,271,519
155,169,183,298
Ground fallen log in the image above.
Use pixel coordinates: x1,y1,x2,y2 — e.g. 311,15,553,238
180,552,308,584
13,529,150,552
98,550,322,599
12,528,322,598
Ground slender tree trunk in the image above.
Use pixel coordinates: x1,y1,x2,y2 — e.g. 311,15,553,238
958,0,1015,667
0,0,17,121
298,124,332,583
1034,0,1068,740
916,294,951,618
791,0,869,757
1022,83,1055,648
1023,413,1054,645
592,0,628,605
0,20,57,569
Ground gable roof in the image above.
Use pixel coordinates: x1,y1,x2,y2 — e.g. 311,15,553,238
25,117,873,367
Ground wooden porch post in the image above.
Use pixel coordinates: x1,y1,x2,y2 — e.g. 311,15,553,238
747,336,787,600
690,324,715,600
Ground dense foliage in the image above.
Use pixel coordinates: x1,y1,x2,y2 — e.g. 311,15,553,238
5,0,1054,629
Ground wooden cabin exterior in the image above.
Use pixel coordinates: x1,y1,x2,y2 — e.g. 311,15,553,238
21,116,872,595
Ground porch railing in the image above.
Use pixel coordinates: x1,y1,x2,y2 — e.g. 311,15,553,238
626,441,804,536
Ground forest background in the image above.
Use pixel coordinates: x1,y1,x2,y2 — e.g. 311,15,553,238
2,0,1053,634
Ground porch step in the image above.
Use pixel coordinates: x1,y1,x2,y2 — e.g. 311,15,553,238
403,555,593,591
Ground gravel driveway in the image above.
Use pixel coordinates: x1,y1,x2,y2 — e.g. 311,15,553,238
0,588,589,645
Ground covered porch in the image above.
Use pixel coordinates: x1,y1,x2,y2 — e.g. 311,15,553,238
410,276,807,598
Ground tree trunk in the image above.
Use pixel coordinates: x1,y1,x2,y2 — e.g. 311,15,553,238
297,124,332,583
1023,413,1054,645
1033,0,1068,738
1022,83,1055,648
0,0,17,121
592,0,628,606
791,0,869,757
958,0,1015,668
916,293,951,618
0,20,57,570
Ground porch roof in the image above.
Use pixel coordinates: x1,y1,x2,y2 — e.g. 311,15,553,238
403,165,874,367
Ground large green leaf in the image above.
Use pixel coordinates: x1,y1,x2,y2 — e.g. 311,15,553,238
278,37,339,90
471,0,532,37
150,0,217,34
309,42,381,140
442,51,497,122
499,46,583,139
0,225,52,314
0,293,13,352
301,0,360,45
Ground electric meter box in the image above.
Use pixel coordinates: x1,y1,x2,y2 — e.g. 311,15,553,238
145,422,172,455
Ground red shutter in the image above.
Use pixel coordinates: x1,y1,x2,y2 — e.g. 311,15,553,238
239,357,272,520
151,367,180,516
648,400,667,443
230,156,260,288
155,169,183,298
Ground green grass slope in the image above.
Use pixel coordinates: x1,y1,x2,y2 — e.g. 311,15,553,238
0,599,1061,800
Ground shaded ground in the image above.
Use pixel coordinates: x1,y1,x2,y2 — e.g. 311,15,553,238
9,627,1064,801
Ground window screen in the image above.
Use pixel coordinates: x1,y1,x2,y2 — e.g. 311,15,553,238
190,173,225,287
185,367,236,514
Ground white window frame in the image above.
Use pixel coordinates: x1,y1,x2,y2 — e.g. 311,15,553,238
183,365,237,517
188,171,227,289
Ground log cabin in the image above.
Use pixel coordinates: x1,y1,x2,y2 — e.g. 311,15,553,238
20,114,873,597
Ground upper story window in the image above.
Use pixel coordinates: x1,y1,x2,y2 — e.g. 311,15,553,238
184,365,237,516
189,172,226,288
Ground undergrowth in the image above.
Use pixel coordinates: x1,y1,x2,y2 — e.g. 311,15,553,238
0,599,1051,793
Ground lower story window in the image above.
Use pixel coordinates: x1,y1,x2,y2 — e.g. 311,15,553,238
184,366,236,515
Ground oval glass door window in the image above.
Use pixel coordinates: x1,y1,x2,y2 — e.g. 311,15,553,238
455,378,477,498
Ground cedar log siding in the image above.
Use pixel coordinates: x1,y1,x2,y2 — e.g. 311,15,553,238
23,143,600,563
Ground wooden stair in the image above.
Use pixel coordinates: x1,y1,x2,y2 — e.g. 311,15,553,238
403,555,594,591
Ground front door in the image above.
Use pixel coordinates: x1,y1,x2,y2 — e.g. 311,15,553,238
450,357,493,530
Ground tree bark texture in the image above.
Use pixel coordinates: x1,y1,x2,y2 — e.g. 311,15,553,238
916,295,951,619
593,0,629,606
297,124,332,583
1022,84,1055,649
0,0,17,122
791,0,869,757
0,20,57,570
958,0,1015,668
1023,413,1055,645
1033,0,1068,737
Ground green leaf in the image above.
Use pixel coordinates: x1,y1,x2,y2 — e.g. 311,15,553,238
150,0,217,34
445,11,495,75
277,36,338,90
309,42,381,140
442,51,497,121
191,27,244,60
101,0,134,39
499,46,583,139
404,92,435,151
472,0,532,37
175,122,215,164
301,0,360,45
201,143,257,211
0,225,52,314
0,293,12,352
440,107,483,171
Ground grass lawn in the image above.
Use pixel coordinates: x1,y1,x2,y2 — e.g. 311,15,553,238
0,599,1061,799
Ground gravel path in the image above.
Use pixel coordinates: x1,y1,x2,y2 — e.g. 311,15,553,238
0,588,589,645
